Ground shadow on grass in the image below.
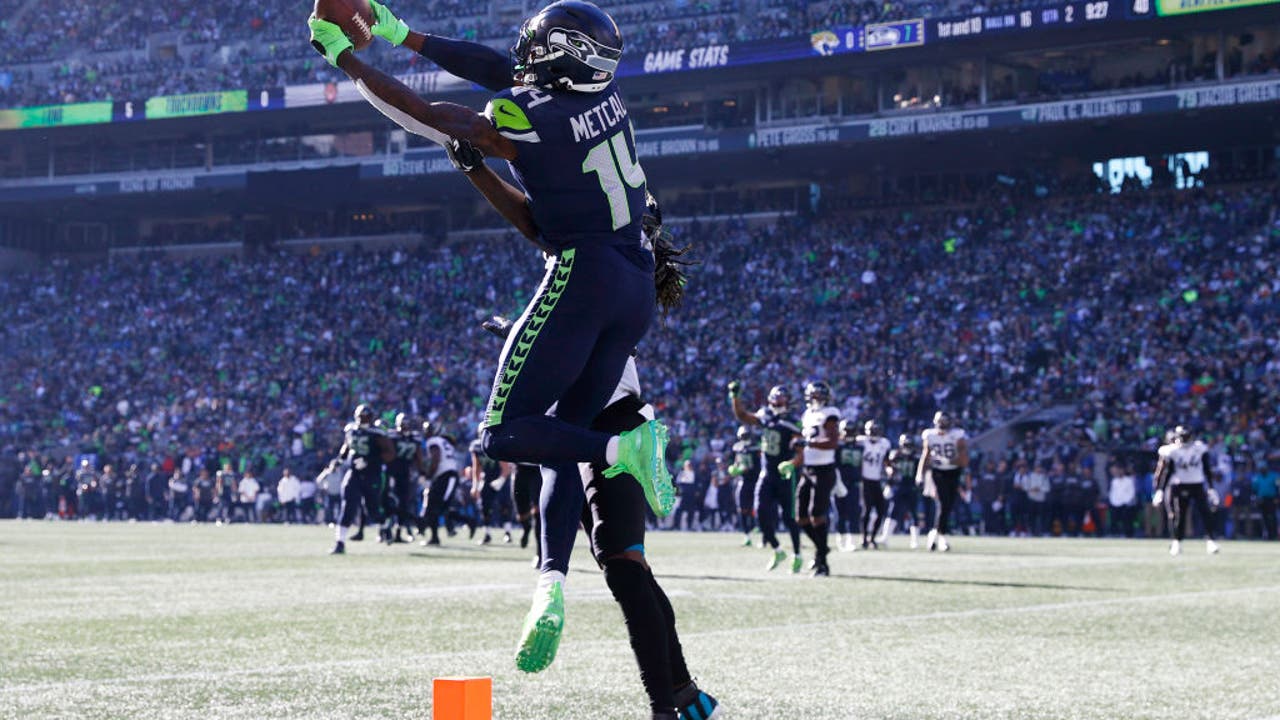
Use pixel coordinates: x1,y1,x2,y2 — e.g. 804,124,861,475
826,572,1114,592
654,573,770,583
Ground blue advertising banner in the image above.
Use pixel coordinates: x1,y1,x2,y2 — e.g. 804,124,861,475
3,80,1277,201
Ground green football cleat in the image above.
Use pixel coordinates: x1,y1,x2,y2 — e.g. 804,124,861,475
603,419,676,517
741,535,753,547
766,548,786,571
790,554,803,574
515,581,564,673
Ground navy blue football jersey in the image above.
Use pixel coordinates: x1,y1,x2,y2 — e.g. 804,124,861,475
485,82,647,251
386,430,421,479
754,407,801,477
343,424,386,474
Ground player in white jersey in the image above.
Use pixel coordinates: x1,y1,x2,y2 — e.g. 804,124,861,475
420,423,463,546
856,420,892,550
917,411,969,552
792,381,840,577
1152,426,1220,556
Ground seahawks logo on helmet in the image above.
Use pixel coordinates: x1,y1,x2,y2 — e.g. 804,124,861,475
512,1,622,93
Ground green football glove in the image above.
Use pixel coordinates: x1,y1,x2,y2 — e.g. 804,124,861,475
727,380,741,401
777,460,796,481
308,15,353,67
370,0,411,45
726,463,743,477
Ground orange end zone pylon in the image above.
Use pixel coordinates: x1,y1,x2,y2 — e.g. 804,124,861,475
432,676,493,720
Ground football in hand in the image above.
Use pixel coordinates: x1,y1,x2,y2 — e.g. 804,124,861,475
314,0,375,51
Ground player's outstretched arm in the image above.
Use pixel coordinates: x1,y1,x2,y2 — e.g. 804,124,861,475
445,138,540,243
367,0,512,92
309,17,515,159
728,382,760,426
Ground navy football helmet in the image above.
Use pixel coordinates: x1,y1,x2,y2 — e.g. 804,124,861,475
898,433,916,452
933,411,953,430
1173,425,1193,444
512,0,622,93
864,420,883,438
354,404,375,425
767,385,790,408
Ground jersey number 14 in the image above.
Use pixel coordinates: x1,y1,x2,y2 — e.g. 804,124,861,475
583,129,646,231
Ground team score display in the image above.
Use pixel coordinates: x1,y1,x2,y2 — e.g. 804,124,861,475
760,429,783,457
1085,1,1109,19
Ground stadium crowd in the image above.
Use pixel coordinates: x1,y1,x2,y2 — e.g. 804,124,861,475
1,182,1278,539
8,0,1276,110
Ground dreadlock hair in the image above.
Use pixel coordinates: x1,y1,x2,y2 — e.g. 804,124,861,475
651,227,696,317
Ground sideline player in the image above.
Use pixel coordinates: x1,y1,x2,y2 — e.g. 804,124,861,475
855,420,891,550
330,405,394,554
727,425,759,546
834,420,862,551
729,382,805,572
1152,426,1221,556
471,426,516,544
420,422,464,546
792,382,841,577
918,411,969,552
386,413,426,543
883,433,922,548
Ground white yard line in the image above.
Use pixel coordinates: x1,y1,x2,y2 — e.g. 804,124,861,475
4,583,1278,694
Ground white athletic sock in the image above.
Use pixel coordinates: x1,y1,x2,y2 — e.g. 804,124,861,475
537,569,566,591
336,525,348,542
605,436,620,465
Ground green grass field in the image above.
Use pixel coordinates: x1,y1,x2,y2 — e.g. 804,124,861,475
1,522,1278,720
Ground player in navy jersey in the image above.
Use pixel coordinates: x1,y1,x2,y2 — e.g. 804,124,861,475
385,413,426,544
307,1,674,520
467,195,717,715
729,383,805,573
308,0,687,678
883,433,923,549
727,425,759,546
330,405,394,555
471,425,516,544
834,420,862,552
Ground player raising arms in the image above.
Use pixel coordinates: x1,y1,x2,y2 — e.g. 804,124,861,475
308,0,680,668
1152,426,1221,557
463,170,719,715
307,0,674,514
918,411,969,552
729,382,805,573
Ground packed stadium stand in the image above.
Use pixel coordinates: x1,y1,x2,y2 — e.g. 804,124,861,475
2,0,1280,538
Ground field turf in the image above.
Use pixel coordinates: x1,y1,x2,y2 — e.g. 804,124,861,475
1,521,1278,720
